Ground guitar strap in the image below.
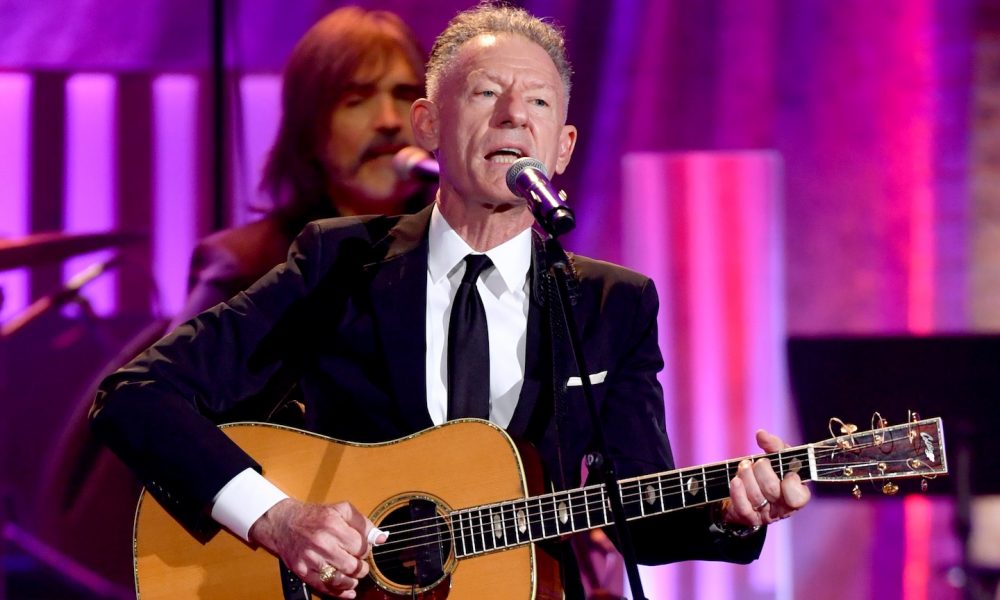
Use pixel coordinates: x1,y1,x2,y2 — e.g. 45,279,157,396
538,238,591,600
541,251,572,492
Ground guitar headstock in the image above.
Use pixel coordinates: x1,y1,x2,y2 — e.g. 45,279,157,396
810,413,947,497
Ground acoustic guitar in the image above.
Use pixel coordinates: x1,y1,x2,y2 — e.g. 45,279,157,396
133,415,947,599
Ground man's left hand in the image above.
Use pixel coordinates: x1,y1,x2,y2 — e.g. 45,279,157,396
721,430,811,527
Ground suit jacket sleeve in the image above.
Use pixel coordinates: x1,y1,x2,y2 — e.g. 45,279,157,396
89,218,367,533
596,275,765,565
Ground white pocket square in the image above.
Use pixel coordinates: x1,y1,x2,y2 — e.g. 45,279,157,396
567,371,607,387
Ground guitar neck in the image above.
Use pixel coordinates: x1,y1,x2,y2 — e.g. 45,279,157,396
449,447,805,559
449,415,946,559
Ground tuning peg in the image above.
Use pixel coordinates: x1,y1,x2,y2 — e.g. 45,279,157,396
921,479,928,493
871,413,888,444
852,485,862,500
829,417,858,448
882,481,899,496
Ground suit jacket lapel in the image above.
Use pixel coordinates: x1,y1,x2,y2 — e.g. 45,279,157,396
366,207,434,432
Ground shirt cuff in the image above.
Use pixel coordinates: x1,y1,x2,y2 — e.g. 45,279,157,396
210,468,289,541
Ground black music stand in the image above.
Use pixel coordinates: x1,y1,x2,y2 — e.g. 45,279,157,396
787,334,1000,600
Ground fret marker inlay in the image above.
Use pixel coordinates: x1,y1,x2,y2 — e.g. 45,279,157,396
686,476,700,497
557,502,569,525
516,509,527,533
492,514,503,539
644,485,657,505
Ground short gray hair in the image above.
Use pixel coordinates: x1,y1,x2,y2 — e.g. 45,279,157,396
426,2,572,108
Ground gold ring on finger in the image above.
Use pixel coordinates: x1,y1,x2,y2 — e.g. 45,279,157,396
319,564,337,583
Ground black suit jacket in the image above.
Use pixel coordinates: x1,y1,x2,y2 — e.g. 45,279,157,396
92,206,763,574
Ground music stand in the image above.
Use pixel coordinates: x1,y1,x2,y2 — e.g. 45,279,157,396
787,334,1000,600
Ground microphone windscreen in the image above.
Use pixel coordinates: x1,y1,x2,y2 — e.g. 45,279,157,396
505,157,548,194
393,146,434,180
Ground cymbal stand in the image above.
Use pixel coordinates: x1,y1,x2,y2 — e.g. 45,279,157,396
0,258,124,599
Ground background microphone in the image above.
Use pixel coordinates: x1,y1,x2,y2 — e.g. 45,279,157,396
505,157,575,237
393,146,439,182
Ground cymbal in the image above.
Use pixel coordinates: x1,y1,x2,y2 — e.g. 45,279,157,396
0,231,146,272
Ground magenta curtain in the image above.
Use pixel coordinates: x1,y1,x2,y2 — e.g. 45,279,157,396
621,151,788,600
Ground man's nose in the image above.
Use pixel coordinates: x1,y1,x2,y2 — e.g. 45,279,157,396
373,95,405,133
494,94,528,128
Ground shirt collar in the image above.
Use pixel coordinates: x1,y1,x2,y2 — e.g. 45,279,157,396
427,203,532,293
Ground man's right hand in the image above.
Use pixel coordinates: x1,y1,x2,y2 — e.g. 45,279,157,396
249,498,382,599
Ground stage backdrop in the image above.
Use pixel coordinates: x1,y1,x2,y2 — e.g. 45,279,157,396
1,1,996,599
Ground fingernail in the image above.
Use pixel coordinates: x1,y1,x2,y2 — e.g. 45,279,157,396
739,459,752,469
367,527,388,546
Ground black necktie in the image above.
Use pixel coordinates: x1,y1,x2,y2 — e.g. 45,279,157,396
447,254,494,420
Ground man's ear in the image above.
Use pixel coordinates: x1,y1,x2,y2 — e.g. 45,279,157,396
411,98,439,152
554,124,577,175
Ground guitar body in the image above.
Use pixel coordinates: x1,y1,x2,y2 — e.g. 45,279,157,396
133,420,558,599
132,413,948,599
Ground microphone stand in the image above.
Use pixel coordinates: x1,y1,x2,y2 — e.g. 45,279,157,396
540,232,648,600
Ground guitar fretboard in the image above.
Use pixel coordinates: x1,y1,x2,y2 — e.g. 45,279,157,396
448,447,813,559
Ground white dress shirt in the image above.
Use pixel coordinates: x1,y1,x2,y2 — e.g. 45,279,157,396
212,205,533,540
425,204,532,428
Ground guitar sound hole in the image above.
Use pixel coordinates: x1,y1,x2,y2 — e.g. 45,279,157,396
371,498,452,592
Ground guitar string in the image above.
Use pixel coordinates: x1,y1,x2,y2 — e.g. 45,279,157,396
369,435,937,562
371,463,931,576
371,458,924,566
370,433,933,552
368,453,929,576
368,428,931,543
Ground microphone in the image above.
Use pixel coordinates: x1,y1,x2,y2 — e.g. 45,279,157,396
505,157,575,237
393,146,439,183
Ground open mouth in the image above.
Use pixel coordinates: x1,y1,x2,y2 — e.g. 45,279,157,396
484,147,526,164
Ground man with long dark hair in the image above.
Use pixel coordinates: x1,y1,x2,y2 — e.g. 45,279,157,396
176,7,430,324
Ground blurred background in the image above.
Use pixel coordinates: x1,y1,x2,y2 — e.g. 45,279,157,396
1,0,998,598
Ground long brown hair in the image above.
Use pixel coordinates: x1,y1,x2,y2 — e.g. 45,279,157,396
261,7,426,228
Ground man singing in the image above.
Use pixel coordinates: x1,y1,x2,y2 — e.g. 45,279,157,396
92,4,810,598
